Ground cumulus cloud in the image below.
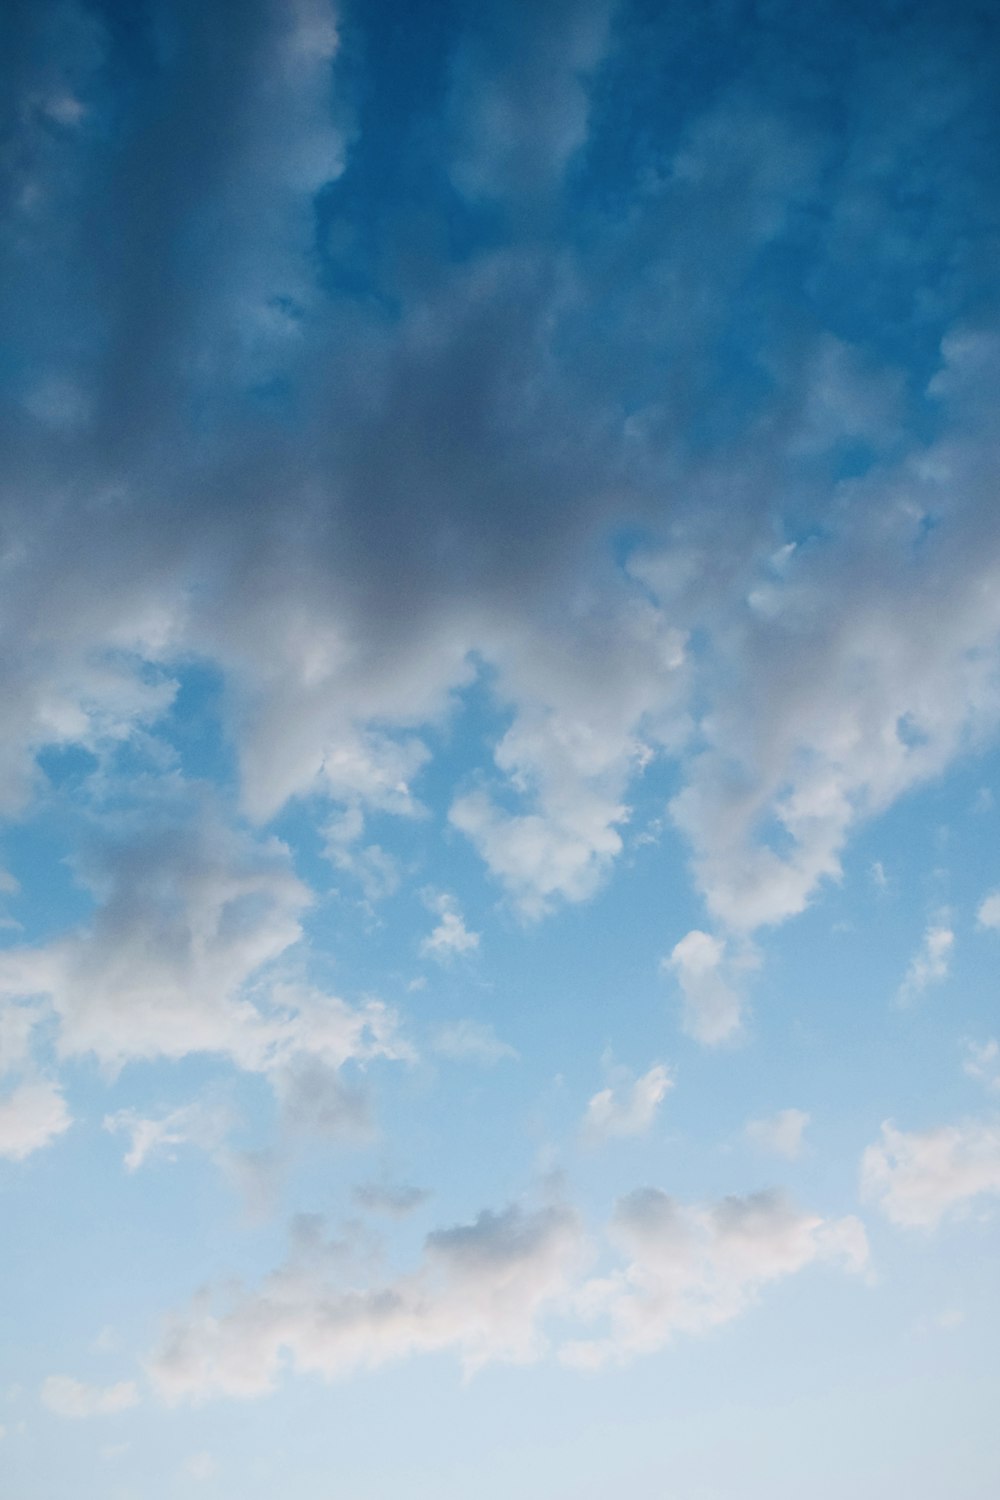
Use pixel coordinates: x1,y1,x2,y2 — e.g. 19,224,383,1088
745,1108,810,1160
0,805,406,1089
149,1201,585,1401
40,1376,139,1419
861,1118,1000,1229
565,1189,867,1369
664,931,746,1045
0,0,997,981
420,893,480,960
0,1001,42,1077
583,1063,673,1141
976,892,1000,930
896,923,954,1005
0,1079,71,1162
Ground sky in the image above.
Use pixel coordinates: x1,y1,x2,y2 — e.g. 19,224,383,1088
1,0,999,1494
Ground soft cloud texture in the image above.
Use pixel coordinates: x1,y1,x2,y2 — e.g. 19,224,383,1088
861,1118,1000,1229
664,931,745,1045
897,923,954,1006
0,1079,71,1161
432,1020,518,1065
583,1064,673,1141
565,1188,867,1368
0,803,406,1089
976,892,1000,930
104,1099,234,1173
420,892,480,960
41,1376,139,1419
963,1040,1000,1093
745,1109,810,1160
150,1202,585,1400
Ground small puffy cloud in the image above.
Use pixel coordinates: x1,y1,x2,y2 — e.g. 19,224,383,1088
149,1201,584,1401
963,1039,1000,1092
745,1108,810,1160
897,923,954,1005
420,892,480,960
564,1188,867,1369
0,1079,71,1162
0,811,312,1071
976,891,1000,930
861,1118,1000,1229
583,1064,673,1141
0,1002,41,1077
664,931,745,1045
432,1019,518,1065
40,1376,139,1419
450,787,628,920
324,808,402,904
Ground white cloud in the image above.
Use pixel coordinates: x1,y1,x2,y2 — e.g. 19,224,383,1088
420,892,480,960
149,1201,584,1401
148,1176,869,1401
976,891,1000,930
104,1099,234,1173
0,809,407,1089
431,1020,518,1065
963,1039,1000,1092
583,1064,673,1140
0,1079,70,1162
451,605,687,918
745,1108,810,1160
0,1002,42,1077
565,1188,867,1368
897,923,953,1005
664,931,745,1045
40,1376,138,1419
861,1118,1000,1229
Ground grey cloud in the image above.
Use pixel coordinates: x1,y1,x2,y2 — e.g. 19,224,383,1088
147,1178,866,1400
0,0,996,971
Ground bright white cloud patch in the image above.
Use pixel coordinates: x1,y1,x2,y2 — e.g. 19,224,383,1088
664,931,745,1045
584,1064,673,1140
896,924,954,1005
861,1119,1000,1229
976,892,1000,930
41,1376,139,1419
420,892,480,959
564,1189,867,1368
745,1108,810,1160
0,1079,70,1162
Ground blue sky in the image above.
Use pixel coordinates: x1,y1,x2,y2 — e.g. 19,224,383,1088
1,0,999,1494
